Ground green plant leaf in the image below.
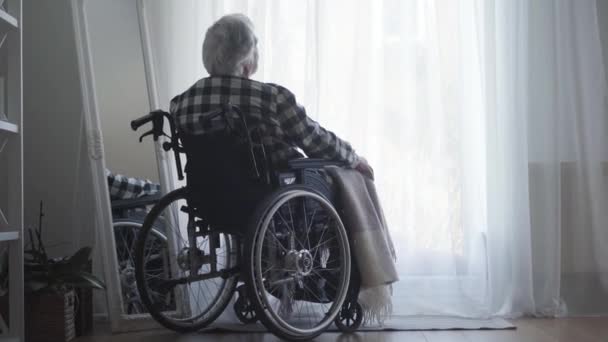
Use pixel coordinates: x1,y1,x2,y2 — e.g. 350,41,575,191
55,271,106,290
24,263,49,272
48,260,76,275
76,272,106,290
25,271,49,280
24,249,47,264
25,279,49,292
23,243,102,293
68,247,92,270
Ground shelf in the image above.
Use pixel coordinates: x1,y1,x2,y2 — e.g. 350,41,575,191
0,8,17,31
1,0,22,340
0,231,18,242
0,120,17,134
0,336,20,342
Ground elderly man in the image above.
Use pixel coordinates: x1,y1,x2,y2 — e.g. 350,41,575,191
170,13,397,325
170,13,373,179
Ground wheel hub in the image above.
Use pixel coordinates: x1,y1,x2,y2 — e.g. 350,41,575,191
120,264,136,288
285,249,314,276
177,247,205,272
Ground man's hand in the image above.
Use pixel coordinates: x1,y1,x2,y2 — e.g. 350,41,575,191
354,157,374,180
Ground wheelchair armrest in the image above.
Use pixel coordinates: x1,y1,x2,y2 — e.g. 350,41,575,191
287,158,346,170
111,193,163,211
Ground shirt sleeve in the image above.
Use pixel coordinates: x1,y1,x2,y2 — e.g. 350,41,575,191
106,168,161,200
274,86,360,167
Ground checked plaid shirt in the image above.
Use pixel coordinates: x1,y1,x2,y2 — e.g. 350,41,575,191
170,76,360,168
106,169,161,201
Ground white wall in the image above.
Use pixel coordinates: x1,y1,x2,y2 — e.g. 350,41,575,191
85,0,159,182
23,0,157,253
23,0,157,318
599,0,608,84
23,0,97,257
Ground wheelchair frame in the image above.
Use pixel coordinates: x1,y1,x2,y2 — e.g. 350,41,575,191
130,105,362,340
111,194,164,315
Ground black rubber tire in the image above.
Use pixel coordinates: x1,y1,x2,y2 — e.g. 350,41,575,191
134,187,238,332
334,301,363,333
233,296,258,324
113,219,166,315
244,185,351,341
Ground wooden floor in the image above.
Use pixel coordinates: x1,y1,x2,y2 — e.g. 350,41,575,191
75,318,608,342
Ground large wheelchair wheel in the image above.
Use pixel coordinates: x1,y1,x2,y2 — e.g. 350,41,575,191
244,186,351,341
114,219,167,314
134,188,239,332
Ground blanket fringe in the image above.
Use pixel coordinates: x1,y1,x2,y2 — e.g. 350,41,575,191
358,284,393,326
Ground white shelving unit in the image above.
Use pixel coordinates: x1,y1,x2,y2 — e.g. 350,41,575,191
0,121,17,134
0,0,23,341
0,9,17,31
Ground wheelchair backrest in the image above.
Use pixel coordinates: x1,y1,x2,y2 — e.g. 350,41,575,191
178,104,269,180
177,105,275,223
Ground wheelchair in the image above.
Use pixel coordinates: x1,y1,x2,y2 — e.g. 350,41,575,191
130,105,363,340
111,194,165,314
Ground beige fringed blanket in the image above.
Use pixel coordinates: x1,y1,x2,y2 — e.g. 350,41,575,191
325,166,398,326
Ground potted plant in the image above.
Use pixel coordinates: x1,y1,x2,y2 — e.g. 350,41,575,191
24,202,105,342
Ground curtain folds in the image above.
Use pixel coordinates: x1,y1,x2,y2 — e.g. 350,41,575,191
142,0,608,319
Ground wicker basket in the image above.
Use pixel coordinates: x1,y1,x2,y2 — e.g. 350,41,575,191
26,290,76,342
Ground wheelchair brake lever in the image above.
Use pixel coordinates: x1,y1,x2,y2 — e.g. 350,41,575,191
139,130,154,142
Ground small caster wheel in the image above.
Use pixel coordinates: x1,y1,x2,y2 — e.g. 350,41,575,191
234,286,257,324
334,300,363,333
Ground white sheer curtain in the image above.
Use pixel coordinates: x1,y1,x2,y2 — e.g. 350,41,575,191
522,0,608,316
142,0,608,319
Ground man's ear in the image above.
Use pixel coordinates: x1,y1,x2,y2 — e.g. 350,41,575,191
242,64,252,78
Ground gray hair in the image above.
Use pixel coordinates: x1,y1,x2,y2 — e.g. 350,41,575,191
202,14,258,77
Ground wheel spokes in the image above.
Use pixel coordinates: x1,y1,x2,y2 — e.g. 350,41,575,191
137,193,237,327
255,192,350,333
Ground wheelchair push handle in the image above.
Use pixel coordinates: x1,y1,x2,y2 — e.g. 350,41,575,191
131,110,168,142
131,112,155,131
130,110,186,181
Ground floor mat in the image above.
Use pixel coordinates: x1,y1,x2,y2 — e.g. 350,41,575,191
203,316,515,332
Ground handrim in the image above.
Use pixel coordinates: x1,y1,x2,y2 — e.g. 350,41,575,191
134,188,238,331
249,188,351,339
